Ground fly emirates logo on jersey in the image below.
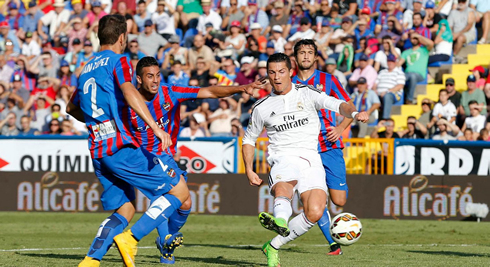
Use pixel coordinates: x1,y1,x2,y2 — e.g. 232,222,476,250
272,114,309,132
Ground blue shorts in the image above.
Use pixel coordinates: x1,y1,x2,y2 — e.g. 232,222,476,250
92,146,185,211
320,149,348,194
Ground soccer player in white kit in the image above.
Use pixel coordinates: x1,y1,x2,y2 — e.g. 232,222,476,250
242,53,369,267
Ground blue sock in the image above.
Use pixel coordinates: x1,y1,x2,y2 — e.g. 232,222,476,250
131,194,182,241
168,208,191,234
87,213,128,260
318,207,336,245
156,221,169,245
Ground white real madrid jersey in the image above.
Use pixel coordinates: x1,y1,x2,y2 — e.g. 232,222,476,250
243,83,345,159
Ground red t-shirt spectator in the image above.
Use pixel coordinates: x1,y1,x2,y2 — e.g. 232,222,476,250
31,86,56,109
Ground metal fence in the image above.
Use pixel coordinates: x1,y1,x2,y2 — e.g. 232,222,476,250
237,138,394,175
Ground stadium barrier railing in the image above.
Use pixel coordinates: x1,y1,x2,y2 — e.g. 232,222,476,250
236,138,394,175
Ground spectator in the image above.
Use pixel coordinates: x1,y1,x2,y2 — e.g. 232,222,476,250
359,6,376,31
168,61,190,85
419,98,434,134
152,0,177,40
191,57,211,86
349,53,378,91
285,0,311,38
54,84,71,116
38,0,70,42
75,40,94,70
21,31,41,59
60,119,81,136
428,89,457,130
64,38,82,73
376,0,403,35
432,118,460,140
22,1,44,35
215,58,237,83
332,0,357,18
221,0,245,32
10,74,30,105
288,17,316,42
354,19,373,47
403,12,432,50
197,0,222,34
478,128,490,141
337,35,355,75
161,35,187,70
69,0,88,21
0,112,19,136
351,77,381,138
237,91,256,125
31,52,58,78
283,41,294,56
470,65,486,90
458,128,475,141
0,97,23,127
448,0,476,59
223,21,246,57
329,16,355,61
180,113,211,137
208,98,240,136
201,76,220,117
324,58,347,89
24,76,58,113
63,17,87,52
134,0,151,32
125,40,146,60
398,32,433,104
370,118,401,138
137,19,168,57
353,36,375,68
0,55,14,83
0,21,20,54
188,34,214,71
11,56,36,91
399,116,428,139
445,77,461,108
462,100,486,139
428,18,453,65
374,35,401,71
423,1,443,35
230,117,245,137
18,115,39,136
469,0,490,44
44,117,61,135
270,25,287,53
314,0,332,29
403,0,424,30
83,1,107,27
245,0,269,33
235,56,257,85
315,19,333,53
58,60,77,91
176,0,202,27
460,74,487,116
6,2,25,32
373,54,405,119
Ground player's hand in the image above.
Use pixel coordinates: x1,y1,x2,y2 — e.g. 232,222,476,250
246,170,263,186
326,126,343,142
355,111,369,123
154,128,173,150
244,76,268,95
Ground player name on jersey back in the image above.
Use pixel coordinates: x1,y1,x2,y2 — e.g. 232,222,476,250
80,56,110,75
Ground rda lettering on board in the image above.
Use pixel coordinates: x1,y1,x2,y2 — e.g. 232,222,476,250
384,175,473,219
17,172,100,212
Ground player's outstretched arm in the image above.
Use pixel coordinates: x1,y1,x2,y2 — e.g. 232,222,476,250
66,102,86,123
339,102,369,123
196,77,268,99
242,144,263,186
121,82,172,149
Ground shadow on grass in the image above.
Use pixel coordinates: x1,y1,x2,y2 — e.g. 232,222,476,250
184,243,300,253
18,253,119,263
179,256,267,266
408,250,490,258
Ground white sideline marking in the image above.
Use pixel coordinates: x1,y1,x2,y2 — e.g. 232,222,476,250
0,244,480,253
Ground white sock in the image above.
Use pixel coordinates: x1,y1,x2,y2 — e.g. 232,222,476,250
273,196,292,222
270,212,315,249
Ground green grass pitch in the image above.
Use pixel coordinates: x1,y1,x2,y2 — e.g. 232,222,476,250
0,212,489,266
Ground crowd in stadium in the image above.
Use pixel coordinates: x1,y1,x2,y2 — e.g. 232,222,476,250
0,0,490,141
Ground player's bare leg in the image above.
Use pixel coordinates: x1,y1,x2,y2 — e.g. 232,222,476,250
329,189,347,207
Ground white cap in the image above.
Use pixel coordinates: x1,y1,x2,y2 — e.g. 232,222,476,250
258,60,267,68
240,56,254,65
272,25,283,33
250,23,262,30
192,113,205,124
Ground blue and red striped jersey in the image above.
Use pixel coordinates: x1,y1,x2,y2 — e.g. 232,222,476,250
71,50,140,159
128,83,200,156
292,69,351,151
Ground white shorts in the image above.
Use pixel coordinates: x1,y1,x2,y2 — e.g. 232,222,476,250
268,154,327,195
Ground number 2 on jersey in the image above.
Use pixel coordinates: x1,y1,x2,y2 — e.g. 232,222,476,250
83,77,105,118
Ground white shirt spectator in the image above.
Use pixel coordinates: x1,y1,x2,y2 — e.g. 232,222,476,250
101,0,113,14
374,48,402,70
375,68,406,95
272,37,287,53
288,29,316,42
152,11,176,35
432,101,457,122
21,40,41,57
465,114,486,133
243,83,344,158
197,10,223,34
40,9,70,37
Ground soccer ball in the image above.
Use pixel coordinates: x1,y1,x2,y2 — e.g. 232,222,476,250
330,212,362,246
